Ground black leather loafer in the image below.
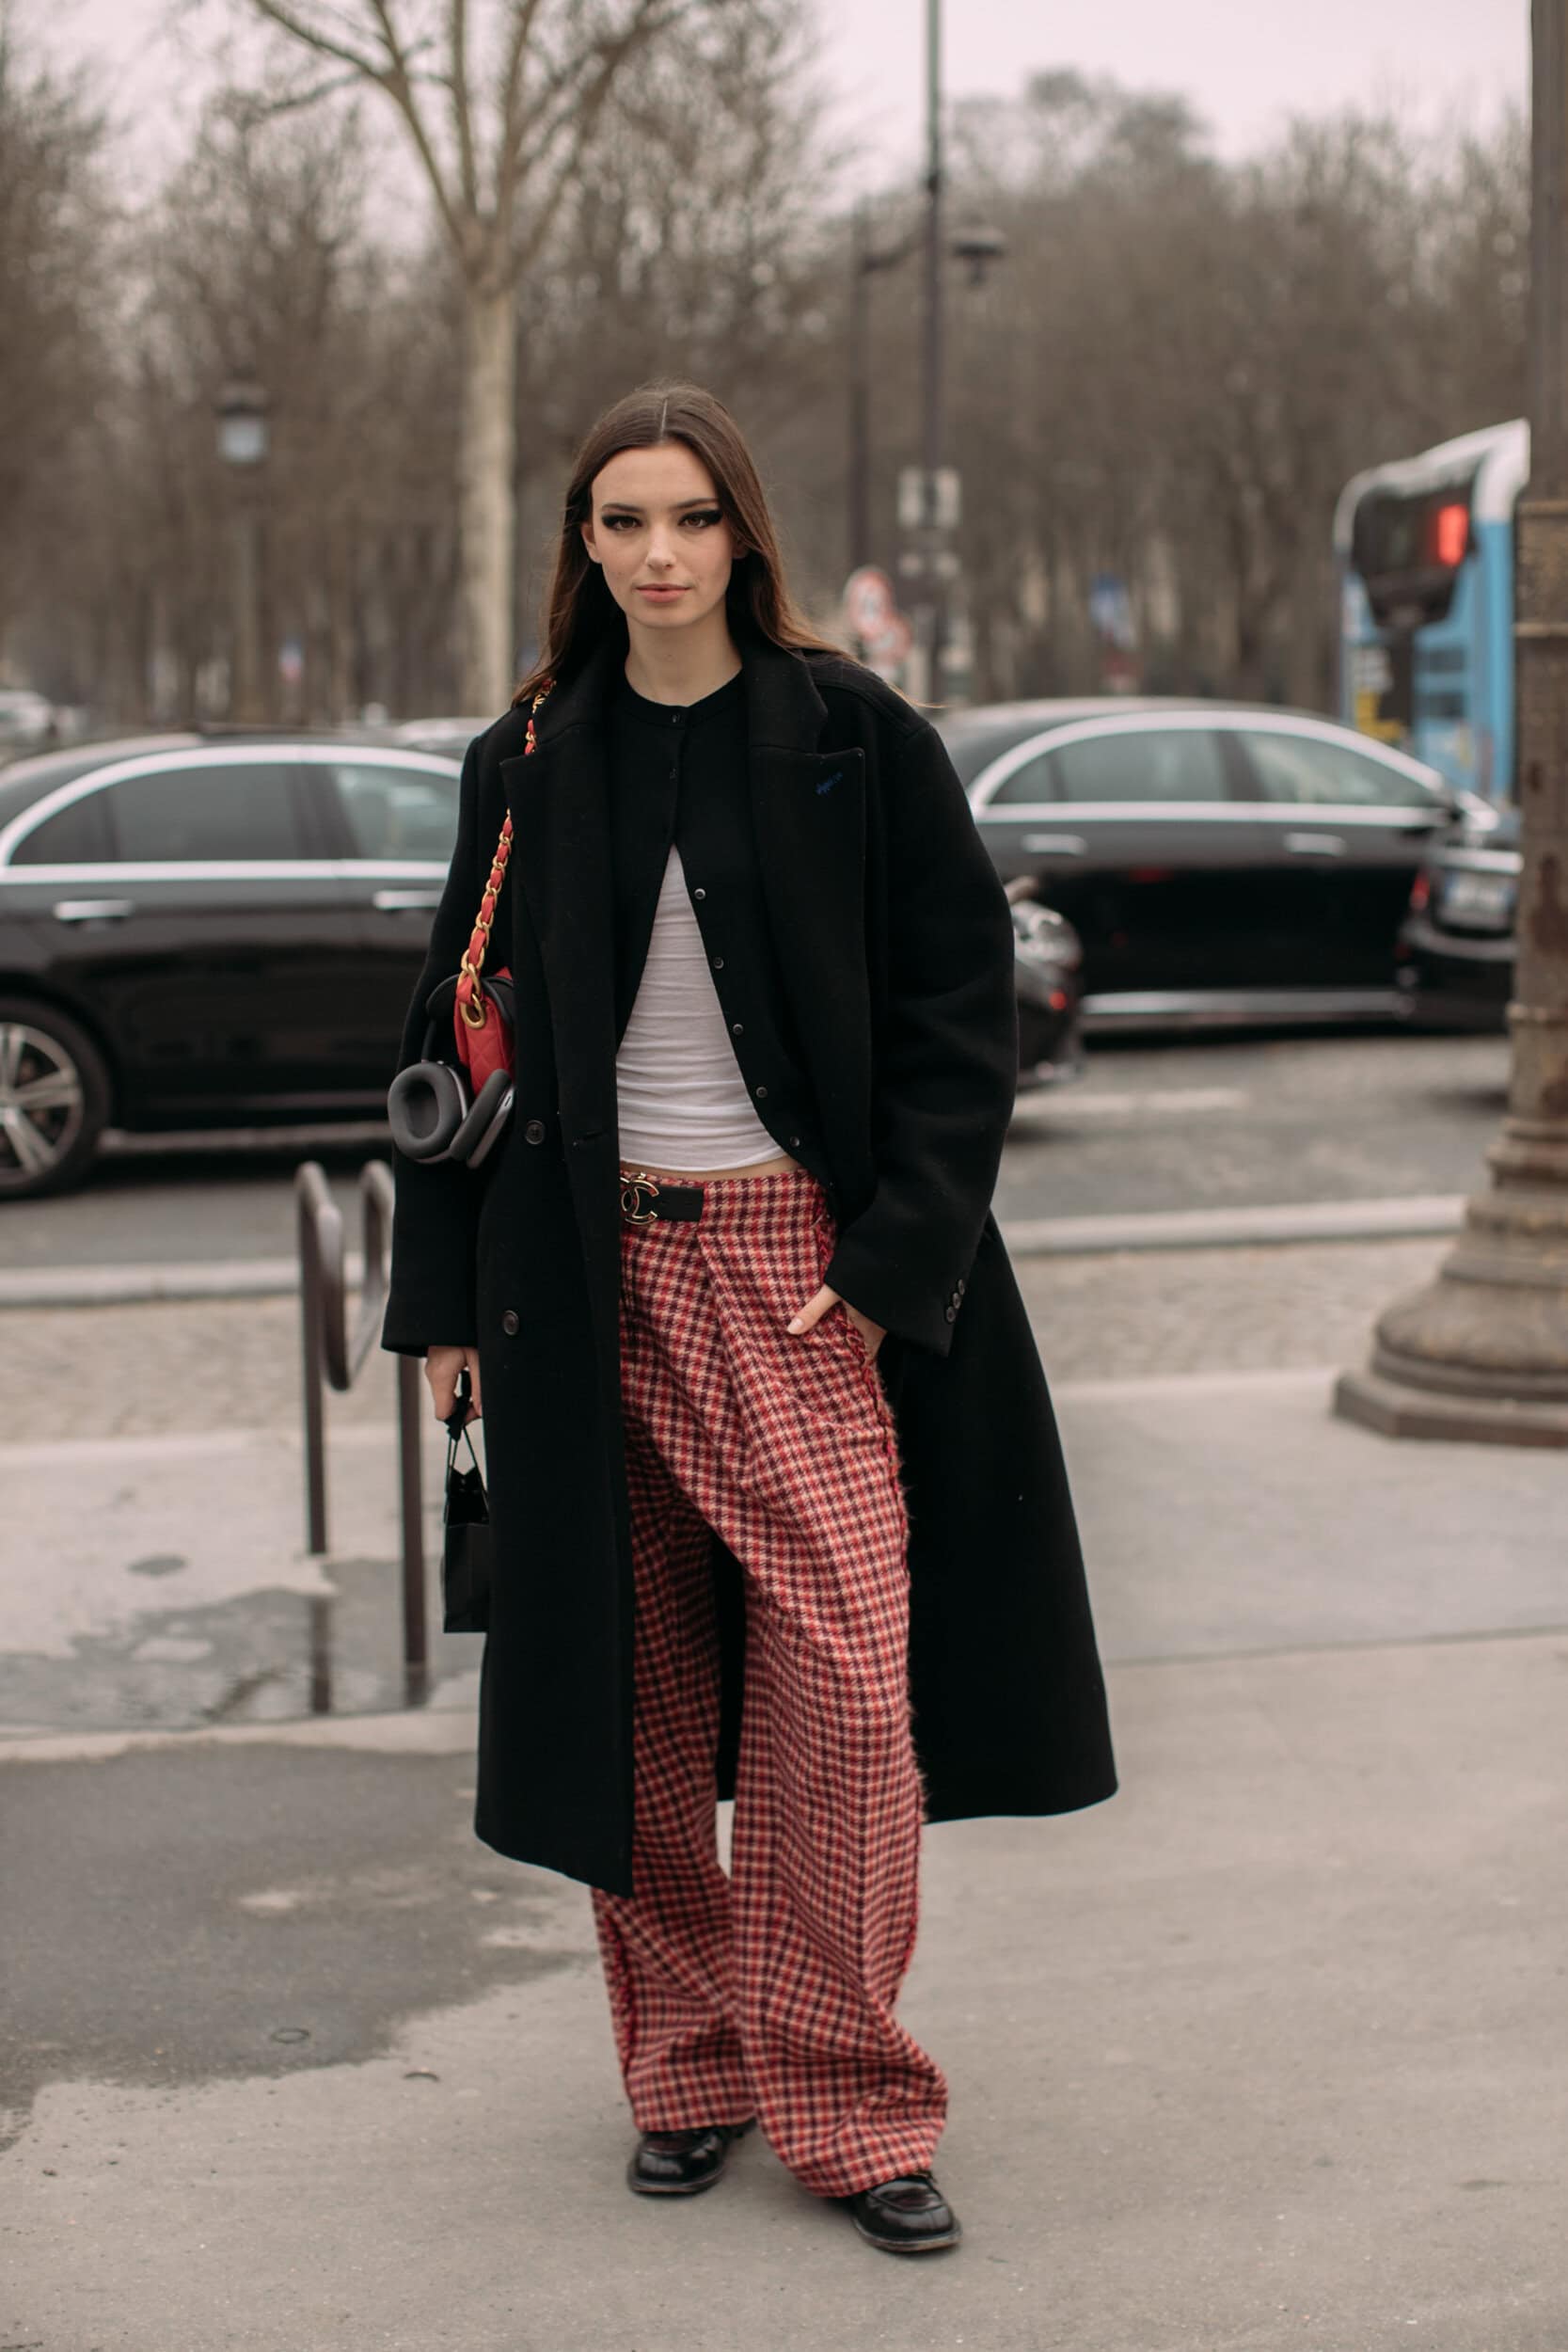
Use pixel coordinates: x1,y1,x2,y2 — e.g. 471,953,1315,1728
627,2118,755,2197
843,2169,961,2252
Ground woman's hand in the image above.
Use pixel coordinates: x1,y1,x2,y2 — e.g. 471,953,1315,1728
426,1344,483,1423
786,1285,886,1360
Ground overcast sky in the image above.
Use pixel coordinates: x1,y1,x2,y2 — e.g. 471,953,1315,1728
27,0,1529,200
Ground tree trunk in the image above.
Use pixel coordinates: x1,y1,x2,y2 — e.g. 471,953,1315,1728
457,278,519,716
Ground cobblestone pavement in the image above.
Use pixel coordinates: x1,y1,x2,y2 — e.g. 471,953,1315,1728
0,1236,1451,1442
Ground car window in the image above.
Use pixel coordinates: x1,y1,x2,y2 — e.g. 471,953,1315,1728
103,763,305,861
325,761,460,861
9,791,115,866
1239,730,1440,810
987,752,1057,807
1051,728,1228,804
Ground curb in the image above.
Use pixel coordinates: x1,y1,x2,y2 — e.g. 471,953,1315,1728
0,1200,1465,1309
1001,1195,1465,1257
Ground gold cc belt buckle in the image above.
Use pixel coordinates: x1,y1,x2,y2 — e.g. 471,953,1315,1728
620,1171,660,1224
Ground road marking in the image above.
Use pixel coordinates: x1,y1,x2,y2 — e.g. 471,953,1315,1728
1013,1087,1248,1118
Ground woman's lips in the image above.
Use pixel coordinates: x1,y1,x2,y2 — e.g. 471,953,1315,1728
636,585,687,599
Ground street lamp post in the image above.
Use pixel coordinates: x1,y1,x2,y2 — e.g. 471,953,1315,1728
848,200,913,576
920,0,946,704
215,373,270,726
1335,0,1568,1446
847,203,1004,589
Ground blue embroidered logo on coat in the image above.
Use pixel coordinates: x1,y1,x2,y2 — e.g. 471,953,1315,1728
816,771,843,795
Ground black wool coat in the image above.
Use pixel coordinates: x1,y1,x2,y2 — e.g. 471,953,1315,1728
382,626,1117,1895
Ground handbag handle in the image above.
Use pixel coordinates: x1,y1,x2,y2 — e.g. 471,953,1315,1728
455,679,553,1034
443,1363,478,1447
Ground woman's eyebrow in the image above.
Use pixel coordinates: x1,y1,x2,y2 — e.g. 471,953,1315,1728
598,497,719,515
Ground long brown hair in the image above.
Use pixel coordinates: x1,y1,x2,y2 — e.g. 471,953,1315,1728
511,381,842,707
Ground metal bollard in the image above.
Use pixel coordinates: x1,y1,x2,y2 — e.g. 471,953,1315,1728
295,1159,428,1703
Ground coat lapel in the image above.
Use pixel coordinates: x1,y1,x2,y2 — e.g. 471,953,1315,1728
499,639,621,1142
742,637,868,1085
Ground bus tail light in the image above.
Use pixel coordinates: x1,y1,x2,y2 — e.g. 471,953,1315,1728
1433,502,1469,567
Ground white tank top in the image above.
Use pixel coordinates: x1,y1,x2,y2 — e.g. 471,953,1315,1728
615,846,783,1171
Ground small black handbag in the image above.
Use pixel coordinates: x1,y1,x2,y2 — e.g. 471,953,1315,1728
440,1369,491,1634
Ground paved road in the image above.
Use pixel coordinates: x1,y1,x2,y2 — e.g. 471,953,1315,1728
0,1031,1510,1271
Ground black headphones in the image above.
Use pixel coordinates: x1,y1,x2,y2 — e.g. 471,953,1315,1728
387,977,515,1168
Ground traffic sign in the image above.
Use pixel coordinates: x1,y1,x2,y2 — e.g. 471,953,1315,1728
843,566,896,639
897,467,961,531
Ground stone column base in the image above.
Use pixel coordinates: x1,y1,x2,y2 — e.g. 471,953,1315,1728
1333,1365,1568,1448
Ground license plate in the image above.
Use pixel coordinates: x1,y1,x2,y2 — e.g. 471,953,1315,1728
1441,870,1514,930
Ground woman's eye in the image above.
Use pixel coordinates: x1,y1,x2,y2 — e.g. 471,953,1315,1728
604,515,637,531
684,510,722,529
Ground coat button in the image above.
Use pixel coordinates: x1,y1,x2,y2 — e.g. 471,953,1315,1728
524,1119,546,1144
692,886,706,901
944,1305,958,1323
957,1278,966,1295
731,1021,744,1036
501,1309,520,1336
712,954,724,970
754,1083,768,1100
788,1135,801,1148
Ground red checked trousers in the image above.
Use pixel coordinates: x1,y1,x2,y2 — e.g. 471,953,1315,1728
591,1166,947,2198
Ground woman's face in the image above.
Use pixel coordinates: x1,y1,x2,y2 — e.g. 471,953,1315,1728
581,441,739,639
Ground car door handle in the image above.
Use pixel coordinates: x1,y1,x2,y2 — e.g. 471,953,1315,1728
1019,834,1087,856
1282,833,1347,856
52,898,135,922
371,889,443,912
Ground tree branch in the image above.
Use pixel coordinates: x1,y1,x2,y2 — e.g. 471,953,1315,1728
502,0,692,246
361,0,467,253
497,0,550,185
243,0,386,80
448,0,478,214
514,2,692,265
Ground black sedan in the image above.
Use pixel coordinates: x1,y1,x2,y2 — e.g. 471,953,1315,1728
0,732,465,1196
1393,803,1518,1030
936,698,1480,1032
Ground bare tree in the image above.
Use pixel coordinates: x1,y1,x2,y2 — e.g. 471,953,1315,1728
0,22,113,687
204,0,776,710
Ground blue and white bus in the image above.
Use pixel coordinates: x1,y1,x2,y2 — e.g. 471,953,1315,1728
1334,419,1527,803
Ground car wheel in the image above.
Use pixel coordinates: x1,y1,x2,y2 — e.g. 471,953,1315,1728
0,996,111,1200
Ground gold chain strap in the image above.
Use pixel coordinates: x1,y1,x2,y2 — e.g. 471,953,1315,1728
455,679,553,1031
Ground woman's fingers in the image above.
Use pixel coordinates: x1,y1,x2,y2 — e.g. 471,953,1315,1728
786,1283,837,1335
425,1344,477,1423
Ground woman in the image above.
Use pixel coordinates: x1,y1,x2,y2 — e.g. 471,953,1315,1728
382,381,1116,2256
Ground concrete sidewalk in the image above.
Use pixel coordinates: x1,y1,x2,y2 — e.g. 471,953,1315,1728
2,1372,1564,2349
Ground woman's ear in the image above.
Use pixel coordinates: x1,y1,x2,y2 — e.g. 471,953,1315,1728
580,518,601,566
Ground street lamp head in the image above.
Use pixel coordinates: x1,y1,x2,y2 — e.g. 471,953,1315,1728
950,224,1006,287
216,376,270,468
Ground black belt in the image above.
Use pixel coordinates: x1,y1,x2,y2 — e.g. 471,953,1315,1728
619,1168,705,1225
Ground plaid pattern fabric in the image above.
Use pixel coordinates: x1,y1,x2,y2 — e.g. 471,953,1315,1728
591,1166,948,2199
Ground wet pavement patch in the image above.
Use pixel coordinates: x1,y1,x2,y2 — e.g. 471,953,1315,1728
0,1555,476,1735
0,1740,591,2151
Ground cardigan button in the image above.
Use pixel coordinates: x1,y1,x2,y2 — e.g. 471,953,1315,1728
944,1305,958,1323
524,1119,546,1144
501,1310,520,1336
